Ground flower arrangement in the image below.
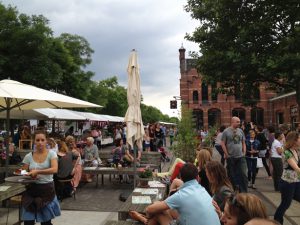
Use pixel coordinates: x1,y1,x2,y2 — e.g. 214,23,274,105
139,167,153,179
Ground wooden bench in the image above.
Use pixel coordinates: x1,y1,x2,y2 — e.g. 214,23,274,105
99,151,162,172
83,167,144,187
0,182,26,202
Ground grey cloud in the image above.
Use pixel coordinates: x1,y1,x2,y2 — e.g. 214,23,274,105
1,0,199,116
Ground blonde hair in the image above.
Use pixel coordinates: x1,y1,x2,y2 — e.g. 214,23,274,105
284,131,299,150
58,141,69,153
197,149,212,170
65,135,75,149
227,193,268,225
47,138,56,148
86,137,94,144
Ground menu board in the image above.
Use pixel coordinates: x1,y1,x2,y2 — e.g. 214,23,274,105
132,196,152,204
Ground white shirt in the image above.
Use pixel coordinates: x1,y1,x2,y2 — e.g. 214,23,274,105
271,139,283,158
215,132,223,145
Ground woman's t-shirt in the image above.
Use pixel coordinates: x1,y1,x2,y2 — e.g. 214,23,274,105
282,149,300,183
23,150,57,184
271,139,282,158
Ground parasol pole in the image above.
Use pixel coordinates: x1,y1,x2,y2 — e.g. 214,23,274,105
5,98,11,177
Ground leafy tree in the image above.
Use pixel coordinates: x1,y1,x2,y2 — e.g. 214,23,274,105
87,77,128,116
185,0,300,116
0,4,63,87
0,3,94,99
172,106,198,161
56,33,94,99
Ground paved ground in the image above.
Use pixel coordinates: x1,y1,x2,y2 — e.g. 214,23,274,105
1,145,299,225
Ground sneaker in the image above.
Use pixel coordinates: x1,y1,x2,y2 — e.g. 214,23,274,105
252,184,256,189
248,182,252,188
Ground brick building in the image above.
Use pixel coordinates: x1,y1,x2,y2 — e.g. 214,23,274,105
179,46,298,129
269,92,299,128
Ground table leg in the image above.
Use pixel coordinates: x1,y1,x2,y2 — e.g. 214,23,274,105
96,174,99,188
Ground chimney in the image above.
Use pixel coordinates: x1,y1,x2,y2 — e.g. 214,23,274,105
179,44,186,74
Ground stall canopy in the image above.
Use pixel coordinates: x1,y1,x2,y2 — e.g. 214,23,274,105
0,108,124,122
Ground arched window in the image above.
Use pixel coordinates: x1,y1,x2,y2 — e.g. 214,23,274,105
251,107,264,125
193,109,203,130
208,108,221,127
193,91,199,103
202,82,208,104
232,108,246,121
253,88,260,100
211,83,218,102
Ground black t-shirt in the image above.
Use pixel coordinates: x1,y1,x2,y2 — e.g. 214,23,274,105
199,169,211,196
256,132,267,150
155,128,164,139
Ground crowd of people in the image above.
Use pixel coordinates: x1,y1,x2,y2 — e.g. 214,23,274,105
128,117,300,225
5,116,299,225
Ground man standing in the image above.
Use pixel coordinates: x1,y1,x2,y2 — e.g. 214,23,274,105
161,124,167,147
221,117,248,192
136,163,220,225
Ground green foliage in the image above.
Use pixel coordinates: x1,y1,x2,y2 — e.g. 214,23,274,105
203,125,217,148
0,3,176,123
0,3,94,99
172,106,198,162
139,167,153,178
185,0,300,107
87,77,128,116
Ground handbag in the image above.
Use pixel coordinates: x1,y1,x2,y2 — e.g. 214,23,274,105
257,158,263,168
258,149,267,158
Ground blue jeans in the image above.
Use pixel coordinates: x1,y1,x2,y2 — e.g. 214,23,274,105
226,157,248,193
246,157,257,184
274,180,300,224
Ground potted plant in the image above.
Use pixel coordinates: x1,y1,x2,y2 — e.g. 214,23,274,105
138,167,153,188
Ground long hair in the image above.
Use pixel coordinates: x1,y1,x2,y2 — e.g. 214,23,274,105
284,131,299,150
58,140,69,153
206,161,233,194
197,149,212,170
227,193,268,225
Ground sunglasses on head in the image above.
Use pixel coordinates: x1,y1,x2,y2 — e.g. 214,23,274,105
228,195,246,212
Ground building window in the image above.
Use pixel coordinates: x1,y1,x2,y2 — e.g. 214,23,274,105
208,108,221,127
277,112,284,125
235,85,241,101
232,108,246,121
211,83,218,102
202,82,208,104
251,107,264,126
193,109,203,130
253,87,260,100
193,91,199,103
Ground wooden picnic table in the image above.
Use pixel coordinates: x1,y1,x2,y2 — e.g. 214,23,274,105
118,182,167,221
83,167,144,187
0,182,25,202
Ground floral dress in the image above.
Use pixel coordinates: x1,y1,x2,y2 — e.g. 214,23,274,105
281,149,300,183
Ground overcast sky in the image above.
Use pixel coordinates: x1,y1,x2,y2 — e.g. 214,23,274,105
2,0,199,117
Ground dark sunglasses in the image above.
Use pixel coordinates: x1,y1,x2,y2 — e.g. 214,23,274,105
228,195,246,212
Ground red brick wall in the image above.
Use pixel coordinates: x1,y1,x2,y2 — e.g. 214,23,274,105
179,48,281,128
